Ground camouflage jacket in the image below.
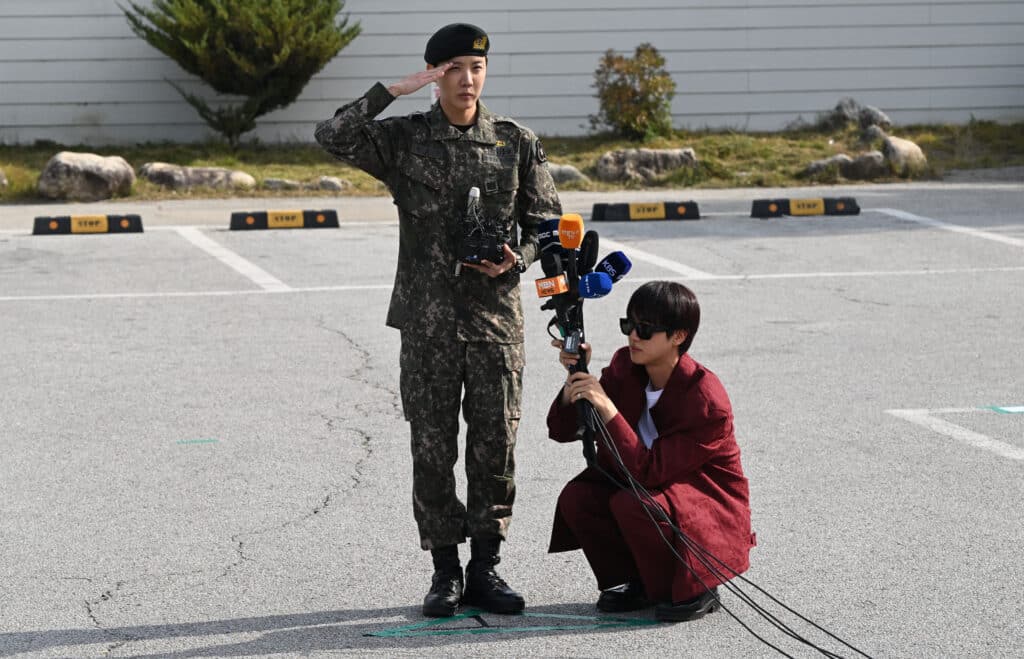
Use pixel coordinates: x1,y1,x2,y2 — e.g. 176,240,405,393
314,83,562,343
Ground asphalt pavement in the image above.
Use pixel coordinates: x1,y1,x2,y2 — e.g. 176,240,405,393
1,181,1022,657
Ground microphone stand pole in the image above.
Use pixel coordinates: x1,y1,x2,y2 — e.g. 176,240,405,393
562,248,598,467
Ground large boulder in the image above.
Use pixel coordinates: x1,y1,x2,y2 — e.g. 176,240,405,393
139,162,256,190
548,163,589,184
36,152,135,201
883,136,928,176
595,148,697,184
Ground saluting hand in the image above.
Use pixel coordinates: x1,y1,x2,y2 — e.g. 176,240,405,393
387,63,453,98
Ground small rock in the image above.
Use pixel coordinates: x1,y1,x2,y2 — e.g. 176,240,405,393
815,97,861,130
0,168,7,189
37,151,135,202
859,106,892,130
548,163,589,184
859,124,888,145
833,97,862,123
803,154,853,177
263,178,301,191
139,162,256,190
318,176,351,192
883,136,927,177
844,151,888,180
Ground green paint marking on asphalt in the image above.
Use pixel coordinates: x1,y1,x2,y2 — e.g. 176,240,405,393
987,406,1024,414
176,439,219,445
365,608,660,638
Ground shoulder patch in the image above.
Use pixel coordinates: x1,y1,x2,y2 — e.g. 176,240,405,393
536,139,548,163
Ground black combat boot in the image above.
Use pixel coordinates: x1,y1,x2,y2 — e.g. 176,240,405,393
462,535,525,614
422,545,463,617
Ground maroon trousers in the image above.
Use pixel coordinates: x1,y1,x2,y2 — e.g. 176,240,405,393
556,477,709,603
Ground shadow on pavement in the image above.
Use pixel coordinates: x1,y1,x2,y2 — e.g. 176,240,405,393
0,603,665,657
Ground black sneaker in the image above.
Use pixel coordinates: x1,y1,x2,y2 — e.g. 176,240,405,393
654,588,720,622
422,569,463,618
597,581,651,613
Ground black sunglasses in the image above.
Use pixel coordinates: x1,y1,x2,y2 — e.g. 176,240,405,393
619,318,669,340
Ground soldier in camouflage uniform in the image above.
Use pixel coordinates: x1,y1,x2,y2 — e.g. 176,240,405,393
314,23,562,617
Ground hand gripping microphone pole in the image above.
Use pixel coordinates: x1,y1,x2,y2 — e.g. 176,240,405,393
555,215,599,466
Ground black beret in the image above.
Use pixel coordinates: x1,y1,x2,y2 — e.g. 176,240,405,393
424,23,490,66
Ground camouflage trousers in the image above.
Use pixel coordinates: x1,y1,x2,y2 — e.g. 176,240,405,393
399,331,524,550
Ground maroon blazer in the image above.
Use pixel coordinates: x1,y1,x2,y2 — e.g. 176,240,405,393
547,347,755,583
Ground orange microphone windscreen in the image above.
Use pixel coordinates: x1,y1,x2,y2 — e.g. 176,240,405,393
558,214,584,249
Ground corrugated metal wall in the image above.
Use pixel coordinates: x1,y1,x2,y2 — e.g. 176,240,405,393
1,0,1022,144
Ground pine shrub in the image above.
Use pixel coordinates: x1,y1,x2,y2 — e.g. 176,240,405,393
124,0,361,146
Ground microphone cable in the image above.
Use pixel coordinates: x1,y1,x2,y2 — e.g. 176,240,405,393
578,404,874,659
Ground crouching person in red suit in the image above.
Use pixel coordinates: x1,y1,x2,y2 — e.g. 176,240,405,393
547,281,756,622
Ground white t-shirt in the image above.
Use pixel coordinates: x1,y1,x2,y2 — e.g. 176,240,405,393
637,382,664,448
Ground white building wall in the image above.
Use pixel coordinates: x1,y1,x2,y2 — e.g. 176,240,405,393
0,0,1022,144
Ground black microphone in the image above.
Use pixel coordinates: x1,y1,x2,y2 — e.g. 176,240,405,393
578,230,599,275
594,251,632,283
540,250,563,278
537,218,563,253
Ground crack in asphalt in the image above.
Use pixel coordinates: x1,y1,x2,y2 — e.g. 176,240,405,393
836,294,893,307
77,320,392,648
84,582,137,655
217,318,388,581
315,316,403,419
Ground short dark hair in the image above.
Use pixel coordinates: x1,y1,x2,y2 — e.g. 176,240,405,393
625,281,700,355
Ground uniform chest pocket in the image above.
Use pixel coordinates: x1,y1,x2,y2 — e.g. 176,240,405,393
393,145,448,216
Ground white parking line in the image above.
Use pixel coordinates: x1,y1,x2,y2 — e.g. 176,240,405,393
174,227,292,292
3,264,1024,303
875,208,1024,249
0,285,394,303
600,237,716,279
887,408,1024,461
623,265,1024,283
